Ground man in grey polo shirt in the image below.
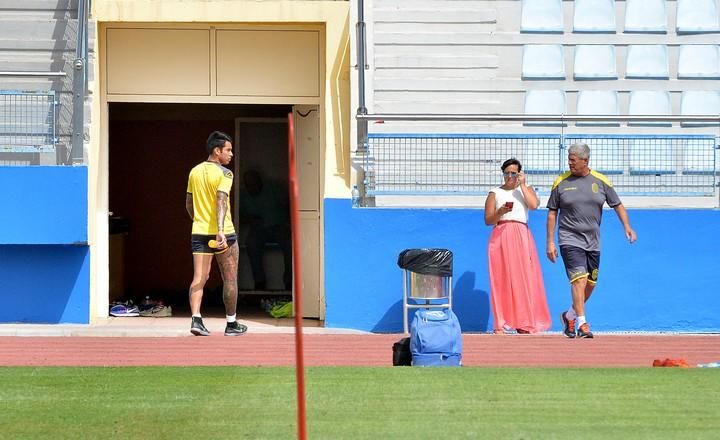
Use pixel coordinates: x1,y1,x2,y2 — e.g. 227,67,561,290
546,143,637,338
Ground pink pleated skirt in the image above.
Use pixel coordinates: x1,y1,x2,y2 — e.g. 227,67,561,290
488,221,551,334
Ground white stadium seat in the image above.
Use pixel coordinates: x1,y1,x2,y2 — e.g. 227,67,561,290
626,45,669,78
678,45,720,79
522,45,566,79
676,0,720,33
573,0,616,33
521,0,564,33
574,45,617,79
625,0,667,33
524,90,566,126
628,91,672,126
576,90,619,126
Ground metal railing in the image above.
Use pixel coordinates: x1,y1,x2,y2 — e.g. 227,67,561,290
71,0,90,163
0,91,58,165
357,115,720,199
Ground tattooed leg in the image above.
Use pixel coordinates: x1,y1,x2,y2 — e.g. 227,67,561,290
216,241,240,316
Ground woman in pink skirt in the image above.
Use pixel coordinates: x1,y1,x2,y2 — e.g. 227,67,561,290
484,158,551,334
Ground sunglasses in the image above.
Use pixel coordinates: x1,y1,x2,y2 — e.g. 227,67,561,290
503,172,518,178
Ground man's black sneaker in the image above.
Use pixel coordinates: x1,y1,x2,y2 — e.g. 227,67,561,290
190,317,210,336
577,323,594,339
224,321,248,336
560,311,576,338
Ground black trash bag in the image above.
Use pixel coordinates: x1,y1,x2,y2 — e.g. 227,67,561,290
397,248,453,277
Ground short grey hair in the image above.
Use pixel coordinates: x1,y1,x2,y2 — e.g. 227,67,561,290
568,143,590,160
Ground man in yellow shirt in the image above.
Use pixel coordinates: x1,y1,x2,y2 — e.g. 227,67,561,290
186,131,247,336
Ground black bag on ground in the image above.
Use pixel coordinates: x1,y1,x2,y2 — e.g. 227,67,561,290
392,337,411,366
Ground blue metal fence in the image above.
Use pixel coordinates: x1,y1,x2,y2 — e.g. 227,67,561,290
365,133,718,197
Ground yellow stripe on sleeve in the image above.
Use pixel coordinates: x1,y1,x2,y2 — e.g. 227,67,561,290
590,169,613,187
551,171,573,190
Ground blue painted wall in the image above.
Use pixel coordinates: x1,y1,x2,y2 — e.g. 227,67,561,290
0,166,87,244
0,167,89,323
324,198,720,333
0,245,90,323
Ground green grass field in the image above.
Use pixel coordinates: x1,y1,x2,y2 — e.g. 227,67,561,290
1,367,718,439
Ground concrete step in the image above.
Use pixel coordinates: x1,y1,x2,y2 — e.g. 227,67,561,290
375,0,487,8
375,22,496,35
0,0,79,9
0,60,94,90
0,38,76,51
374,67,497,81
0,18,78,41
0,49,74,58
375,44,500,57
0,77,73,91
374,74,500,90
0,0,78,21
375,77,512,92
375,54,498,69
374,8,496,24
375,30,497,45
374,100,504,115
0,8,77,20
0,58,84,72
0,59,72,74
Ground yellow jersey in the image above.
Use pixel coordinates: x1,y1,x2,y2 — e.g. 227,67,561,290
187,161,235,235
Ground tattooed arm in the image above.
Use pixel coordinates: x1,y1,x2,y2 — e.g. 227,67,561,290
215,191,229,248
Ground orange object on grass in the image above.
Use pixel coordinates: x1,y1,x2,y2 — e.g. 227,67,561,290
652,358,690,368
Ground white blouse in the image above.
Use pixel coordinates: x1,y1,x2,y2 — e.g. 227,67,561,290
489,186,529,224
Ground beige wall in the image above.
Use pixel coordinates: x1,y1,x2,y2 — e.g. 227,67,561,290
104,26,322,99
93,1,351,196
89,1,351,320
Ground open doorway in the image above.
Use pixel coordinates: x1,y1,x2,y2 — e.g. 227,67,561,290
108,102,298,319
234,117,292,295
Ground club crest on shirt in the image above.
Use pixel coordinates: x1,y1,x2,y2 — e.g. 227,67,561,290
592,183,599,193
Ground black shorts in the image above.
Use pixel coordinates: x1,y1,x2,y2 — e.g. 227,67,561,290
560,245,600,285
191,234,237,255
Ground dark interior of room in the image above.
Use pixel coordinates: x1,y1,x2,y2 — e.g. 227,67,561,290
108,102,292,316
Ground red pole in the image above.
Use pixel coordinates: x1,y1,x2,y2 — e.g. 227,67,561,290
288,112,307,440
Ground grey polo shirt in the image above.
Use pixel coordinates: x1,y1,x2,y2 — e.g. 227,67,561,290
546,170,622,251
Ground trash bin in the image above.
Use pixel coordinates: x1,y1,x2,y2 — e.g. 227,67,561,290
397,248,453,333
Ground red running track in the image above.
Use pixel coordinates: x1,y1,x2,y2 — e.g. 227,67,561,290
1,334,718,367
